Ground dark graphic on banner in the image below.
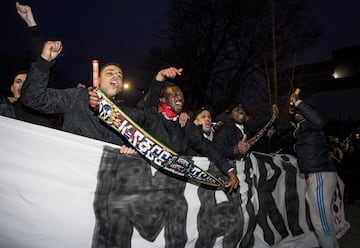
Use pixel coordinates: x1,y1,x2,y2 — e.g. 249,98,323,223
91,147,349,247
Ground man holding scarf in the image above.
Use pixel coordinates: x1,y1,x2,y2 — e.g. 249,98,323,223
89,68,239,192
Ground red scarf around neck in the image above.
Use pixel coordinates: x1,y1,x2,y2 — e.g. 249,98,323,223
158,103,179,121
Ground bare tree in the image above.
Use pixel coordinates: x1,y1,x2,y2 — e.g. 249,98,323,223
146,0,320,116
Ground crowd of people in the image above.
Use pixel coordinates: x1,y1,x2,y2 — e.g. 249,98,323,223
3,2,360,248
328,128,360,204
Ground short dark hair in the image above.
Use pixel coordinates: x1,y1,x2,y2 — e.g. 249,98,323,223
14,70,27,77
99,63,123,76
159,81,178,97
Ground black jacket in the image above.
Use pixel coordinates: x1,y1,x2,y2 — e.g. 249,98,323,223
13,99,54,127
293,101,336,174
213,114,267,159
0,95,16,118
21,58,125,146
213,120,250,160
121,106,233,174
0,94,54,127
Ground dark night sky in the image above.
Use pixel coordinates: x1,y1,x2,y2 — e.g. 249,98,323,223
1,0,169,104
301,0,360,63
1,0,360,120
298,0,360,122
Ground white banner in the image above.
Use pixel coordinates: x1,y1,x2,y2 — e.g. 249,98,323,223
0,116,108,248
0,116,349,248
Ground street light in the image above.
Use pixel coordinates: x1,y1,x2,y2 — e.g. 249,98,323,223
123,81,130,90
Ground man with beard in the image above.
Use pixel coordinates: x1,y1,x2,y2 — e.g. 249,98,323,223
213,103,278,159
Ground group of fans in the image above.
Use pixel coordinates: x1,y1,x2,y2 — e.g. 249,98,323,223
3,2,360,248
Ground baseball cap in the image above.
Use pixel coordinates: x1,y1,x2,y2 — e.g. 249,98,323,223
226,103,245,114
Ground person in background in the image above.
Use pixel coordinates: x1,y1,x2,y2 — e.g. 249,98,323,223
192,106,223,141
213,104,251,159
0,72,27,118
255,124,283,154
0,72,25,118
213,103,278,159
0,70,56,127
327,135,344,174
8,71,26,105
289,92,339,248
183,106,223,157
193,106,214,141
76,83,86,89
338,131,359,204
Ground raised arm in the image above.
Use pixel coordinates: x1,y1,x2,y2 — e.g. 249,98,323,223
137,67,183,108
290,93,326,128
16,2,37,27
16,2,46,61
21,41,75,113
